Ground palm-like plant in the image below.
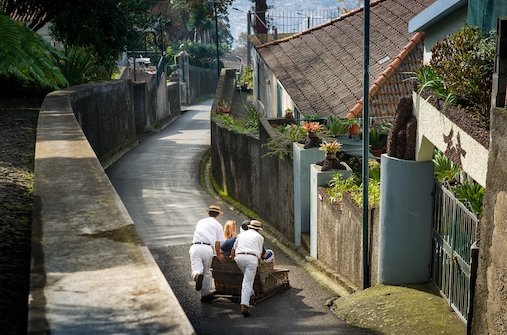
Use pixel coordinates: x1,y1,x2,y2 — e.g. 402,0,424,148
0,13,67,89
433,149,460,185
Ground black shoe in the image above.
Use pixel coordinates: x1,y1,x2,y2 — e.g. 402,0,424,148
201,290,216,303
195,274,203,291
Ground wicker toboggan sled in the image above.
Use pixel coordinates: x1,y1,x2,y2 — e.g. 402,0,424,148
211,256,290,304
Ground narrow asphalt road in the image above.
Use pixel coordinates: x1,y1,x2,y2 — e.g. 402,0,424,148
106,100,376,335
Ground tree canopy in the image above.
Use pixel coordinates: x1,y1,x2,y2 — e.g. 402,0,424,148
48,0,159,74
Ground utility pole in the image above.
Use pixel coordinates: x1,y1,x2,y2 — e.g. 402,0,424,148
214,1,220,79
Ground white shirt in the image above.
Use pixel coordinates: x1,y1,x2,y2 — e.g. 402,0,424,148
192,217,225,245
233,229,264,258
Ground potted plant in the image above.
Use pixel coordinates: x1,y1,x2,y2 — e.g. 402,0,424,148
345,118,361,135
316,141,346,171
327,115,349,136
240,67,253,92
369,123,390,157
299,121,323,149
284,108,294,118
218,100,230,114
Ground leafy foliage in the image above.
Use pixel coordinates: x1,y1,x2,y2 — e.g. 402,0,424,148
408,65,456,111
327,160,381,209
0,13,67,89
262,124,305,159
58,45,108,86
240,66,253,86
430,24,495,126
369,123,390,149
453,181,484,216
433,149,484,216
327,115,349,135
212,108,260,135
243,108,261,131
433,149,460,186
49,0,159,75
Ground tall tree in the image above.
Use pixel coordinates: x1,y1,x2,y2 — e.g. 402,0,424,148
48,0,159,75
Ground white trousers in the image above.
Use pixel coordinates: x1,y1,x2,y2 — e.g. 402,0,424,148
235,254,259,306
189,244,213,296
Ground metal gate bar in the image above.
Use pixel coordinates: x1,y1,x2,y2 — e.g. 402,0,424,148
431,180,478,323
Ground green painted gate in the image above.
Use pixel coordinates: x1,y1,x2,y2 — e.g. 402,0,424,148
431,180,478,324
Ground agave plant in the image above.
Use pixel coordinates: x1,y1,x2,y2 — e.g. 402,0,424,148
58,45,106,86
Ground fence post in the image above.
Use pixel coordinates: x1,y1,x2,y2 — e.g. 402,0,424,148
467,242,479,334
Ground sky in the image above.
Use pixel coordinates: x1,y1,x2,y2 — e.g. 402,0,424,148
228,0,362,46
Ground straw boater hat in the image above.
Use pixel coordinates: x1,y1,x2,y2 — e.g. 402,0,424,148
206,205,223,215
247,220,262,230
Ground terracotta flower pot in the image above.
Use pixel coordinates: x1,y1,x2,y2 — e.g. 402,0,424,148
348,124,360,135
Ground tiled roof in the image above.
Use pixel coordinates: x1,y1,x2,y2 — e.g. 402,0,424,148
256,0,436,119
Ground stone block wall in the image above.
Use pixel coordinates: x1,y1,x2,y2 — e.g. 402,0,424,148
317,188,379,290
471,106,507,335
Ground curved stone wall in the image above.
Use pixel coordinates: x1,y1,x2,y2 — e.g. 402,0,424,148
29,82,194,334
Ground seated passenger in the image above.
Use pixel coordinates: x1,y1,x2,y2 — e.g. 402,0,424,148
222,219,276,262
220,220,237,256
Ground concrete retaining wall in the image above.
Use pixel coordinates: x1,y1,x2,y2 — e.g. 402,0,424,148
188,66,218,104
70,81,137,164
132,71,181,132
29,86,194,334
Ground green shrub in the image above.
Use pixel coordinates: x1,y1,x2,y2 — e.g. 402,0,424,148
262,124,305,159
240,67,253,86
58,45,107,86
327,159,382,208
430,24,495,126
409,65,456,111
433,149,461,185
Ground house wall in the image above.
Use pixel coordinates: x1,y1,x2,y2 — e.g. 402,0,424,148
421,5,468,64
252,53,271,117
252,50,298,119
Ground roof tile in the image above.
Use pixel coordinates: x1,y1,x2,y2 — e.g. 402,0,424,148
256,0,435,118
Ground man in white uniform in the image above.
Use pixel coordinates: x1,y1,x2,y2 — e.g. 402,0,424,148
189,205,225,301
231,220,264,316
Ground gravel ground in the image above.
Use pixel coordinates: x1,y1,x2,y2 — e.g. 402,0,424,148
0,96,42,335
